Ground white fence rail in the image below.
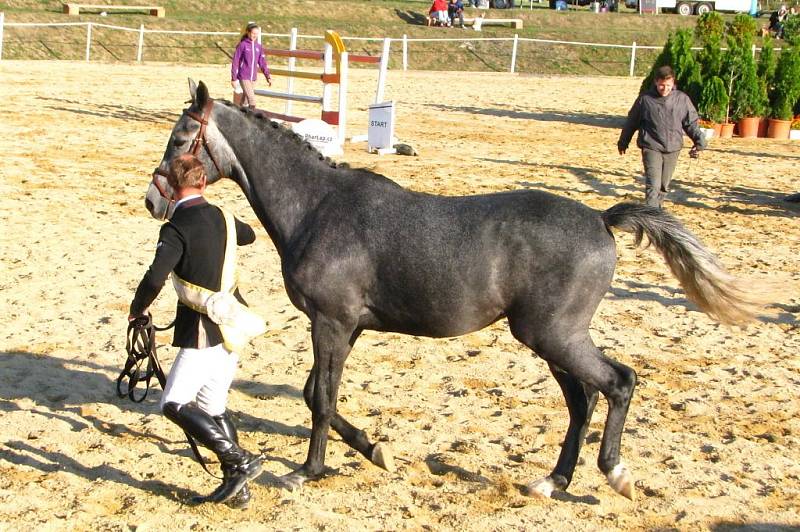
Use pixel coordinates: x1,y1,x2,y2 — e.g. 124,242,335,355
0,14,769,76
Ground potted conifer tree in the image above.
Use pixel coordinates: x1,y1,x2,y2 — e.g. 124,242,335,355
696,11,725,81
767,43,800,139
717,44,742,138
698,75,729,137
640,29,702,103
728,15,766,138
756,34,778,136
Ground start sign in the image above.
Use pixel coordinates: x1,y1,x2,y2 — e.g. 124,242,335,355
292,119,342,157
367,101,395,153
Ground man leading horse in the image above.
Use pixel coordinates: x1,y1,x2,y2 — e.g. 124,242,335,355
129,153,265,508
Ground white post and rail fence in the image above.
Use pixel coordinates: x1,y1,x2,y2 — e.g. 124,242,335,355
0,14,769,76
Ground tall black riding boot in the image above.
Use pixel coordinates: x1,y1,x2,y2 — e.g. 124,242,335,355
163,402,262,504
213,413,252,509
182,412,253,508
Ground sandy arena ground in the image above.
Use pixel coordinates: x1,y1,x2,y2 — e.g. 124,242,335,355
0,61,798,531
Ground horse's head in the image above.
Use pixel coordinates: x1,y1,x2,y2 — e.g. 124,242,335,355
145,79,239,220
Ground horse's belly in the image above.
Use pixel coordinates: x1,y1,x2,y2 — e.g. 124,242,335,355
366,296,506,338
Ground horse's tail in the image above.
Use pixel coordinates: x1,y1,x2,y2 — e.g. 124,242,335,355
601,202,769,325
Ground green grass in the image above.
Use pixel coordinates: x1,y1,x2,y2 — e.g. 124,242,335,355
0,0,771,75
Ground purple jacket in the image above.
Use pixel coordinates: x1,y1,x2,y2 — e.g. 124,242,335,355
231,37,270,82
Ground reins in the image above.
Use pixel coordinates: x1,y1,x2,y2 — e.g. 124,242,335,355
117,314,220,478
117,314,170,402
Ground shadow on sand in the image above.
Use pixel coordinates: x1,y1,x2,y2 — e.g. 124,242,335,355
427,103,626,129
0,351,307,494
35,96,179,124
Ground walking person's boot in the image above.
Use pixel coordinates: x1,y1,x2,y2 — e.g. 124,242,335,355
213,412,252,509
162,402,263,505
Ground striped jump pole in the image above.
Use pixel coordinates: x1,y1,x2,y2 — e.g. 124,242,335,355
255,30,348,147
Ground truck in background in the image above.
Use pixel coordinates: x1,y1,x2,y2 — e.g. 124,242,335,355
624,0,758,15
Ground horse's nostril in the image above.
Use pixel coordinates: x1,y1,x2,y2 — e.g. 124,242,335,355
145,198,153,212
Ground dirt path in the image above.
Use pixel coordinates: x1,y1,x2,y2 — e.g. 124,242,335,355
1,61,798,530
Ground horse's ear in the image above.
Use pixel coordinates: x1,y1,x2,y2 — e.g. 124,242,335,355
188,78,198,102
195,81,210,108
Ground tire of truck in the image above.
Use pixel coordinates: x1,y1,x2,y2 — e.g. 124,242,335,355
492,0,510,8
694,2,712,13
675,1,693,15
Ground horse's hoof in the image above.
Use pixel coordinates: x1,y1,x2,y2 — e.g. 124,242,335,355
524,477,556,499
371,443,396,472
279,472,307,492
607,463,635,500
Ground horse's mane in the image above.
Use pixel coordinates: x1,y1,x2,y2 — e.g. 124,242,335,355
216,99,346,170
214,99,404,190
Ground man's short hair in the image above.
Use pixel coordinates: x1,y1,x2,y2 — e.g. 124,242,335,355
655,65,675,81
168,153,206,189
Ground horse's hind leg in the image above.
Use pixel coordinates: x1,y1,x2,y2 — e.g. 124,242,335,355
302,366,395,471
527,363,598,498
514,328,637,500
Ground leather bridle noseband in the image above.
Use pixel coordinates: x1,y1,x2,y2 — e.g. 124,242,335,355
150,97,226,208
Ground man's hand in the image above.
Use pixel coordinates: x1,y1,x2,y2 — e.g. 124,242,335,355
689,146,699,159
128,308,148,322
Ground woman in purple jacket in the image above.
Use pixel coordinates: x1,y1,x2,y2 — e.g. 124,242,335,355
231,22,271,109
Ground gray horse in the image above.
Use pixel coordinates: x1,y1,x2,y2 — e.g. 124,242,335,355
145,80,764,500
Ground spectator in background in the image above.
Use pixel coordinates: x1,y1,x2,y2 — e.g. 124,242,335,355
449,0,465,28
428,0,450,26
231,22,271,109
769,5,788,38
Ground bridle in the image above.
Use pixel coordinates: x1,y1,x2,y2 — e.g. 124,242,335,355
150,97,226,211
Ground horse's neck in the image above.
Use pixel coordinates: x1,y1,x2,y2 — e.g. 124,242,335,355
224,115,338,254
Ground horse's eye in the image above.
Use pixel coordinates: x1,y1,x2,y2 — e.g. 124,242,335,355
173,139,187,148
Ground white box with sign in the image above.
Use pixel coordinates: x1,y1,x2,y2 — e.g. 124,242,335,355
368,101,396,155
292,119,342,157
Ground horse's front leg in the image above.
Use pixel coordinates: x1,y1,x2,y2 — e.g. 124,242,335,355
302,364,395,472
280,315,356,491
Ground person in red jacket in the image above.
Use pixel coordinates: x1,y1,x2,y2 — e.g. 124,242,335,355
230,22,272,109
428,0,450,26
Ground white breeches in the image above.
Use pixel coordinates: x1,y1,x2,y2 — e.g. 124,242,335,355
160,343,239,416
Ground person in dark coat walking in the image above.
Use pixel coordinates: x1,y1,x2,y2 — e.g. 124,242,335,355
618,65,707,209
130,153,263,508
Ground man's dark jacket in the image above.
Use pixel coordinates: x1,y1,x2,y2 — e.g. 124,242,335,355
618,86,707,153
130,198,256,348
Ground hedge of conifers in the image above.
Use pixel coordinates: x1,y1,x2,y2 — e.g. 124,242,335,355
642,12,800,139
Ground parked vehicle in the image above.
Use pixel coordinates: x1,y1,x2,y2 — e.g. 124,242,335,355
624,0,756,15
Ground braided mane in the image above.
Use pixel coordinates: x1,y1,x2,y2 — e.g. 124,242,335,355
217,100,343,170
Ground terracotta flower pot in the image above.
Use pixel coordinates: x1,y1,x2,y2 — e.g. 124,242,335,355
711,122,722,138
758,117,769,137
719,122,735,138
737,117,760,138
767,118,791,139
